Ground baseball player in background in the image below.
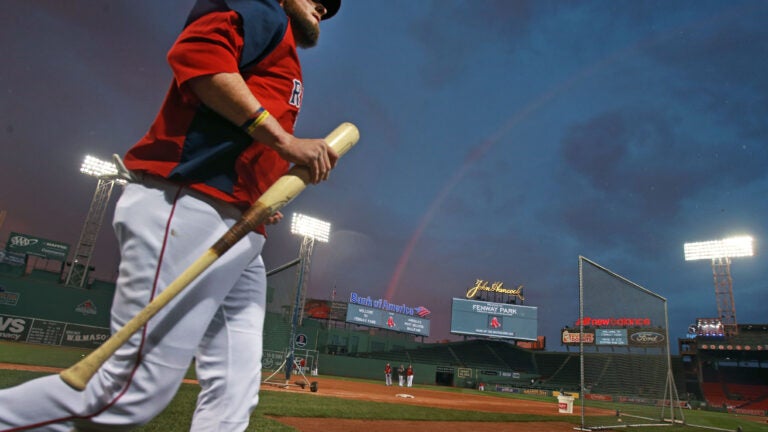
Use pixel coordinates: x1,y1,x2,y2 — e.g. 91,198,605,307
0,0,341,431
406,364,414,387
384,363,392,386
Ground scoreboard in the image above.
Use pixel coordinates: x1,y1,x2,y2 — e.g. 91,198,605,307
345,305,430,337
450,298,538,341
595,328,628,346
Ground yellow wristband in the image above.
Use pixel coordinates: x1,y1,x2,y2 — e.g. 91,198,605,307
242,108,271,135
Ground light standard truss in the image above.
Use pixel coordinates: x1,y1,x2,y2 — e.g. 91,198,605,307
263,213,330,388
65,155,126,288
684,236,754,335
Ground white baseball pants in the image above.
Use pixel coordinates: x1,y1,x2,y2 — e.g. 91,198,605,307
0,178,267,431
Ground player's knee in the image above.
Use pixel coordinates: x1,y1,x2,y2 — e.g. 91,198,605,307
73,414,155,432
81,389,175,430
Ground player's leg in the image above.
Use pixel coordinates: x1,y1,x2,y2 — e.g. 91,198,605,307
0,181,185,431
78,182,263,429
190,251,267,432
0,374,84,431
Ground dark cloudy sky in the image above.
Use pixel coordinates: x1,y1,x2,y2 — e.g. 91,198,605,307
1,1,767,349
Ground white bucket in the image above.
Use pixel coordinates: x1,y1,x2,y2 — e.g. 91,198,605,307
557,395,574,414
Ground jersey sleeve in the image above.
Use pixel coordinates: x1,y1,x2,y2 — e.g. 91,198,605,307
167,10,243,94
168,0,287,97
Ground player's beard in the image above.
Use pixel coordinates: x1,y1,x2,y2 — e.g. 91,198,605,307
283,0,320,48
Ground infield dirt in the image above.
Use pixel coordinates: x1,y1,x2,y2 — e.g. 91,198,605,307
260,375,606,431
1,362,596,431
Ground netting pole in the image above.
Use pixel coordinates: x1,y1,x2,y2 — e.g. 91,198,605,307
578,256,586,429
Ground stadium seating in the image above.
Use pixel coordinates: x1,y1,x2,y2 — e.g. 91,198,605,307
701,382,730,407
447,340,508,369
535,352,579,390
486,341,536,371
406,344,456,366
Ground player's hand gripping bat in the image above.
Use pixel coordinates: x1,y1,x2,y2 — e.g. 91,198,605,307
59,122,360,391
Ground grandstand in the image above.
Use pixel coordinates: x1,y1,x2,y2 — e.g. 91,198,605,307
679,323,768,415
534,351,579,390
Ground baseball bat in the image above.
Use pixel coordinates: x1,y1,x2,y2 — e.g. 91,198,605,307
60,122,360,391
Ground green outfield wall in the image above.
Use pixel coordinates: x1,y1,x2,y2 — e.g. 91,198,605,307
0,272,113,347
0,271,114,327
315,354,438,385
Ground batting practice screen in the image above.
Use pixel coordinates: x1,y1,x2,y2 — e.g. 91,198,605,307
450,298,538,341
578,256,682,430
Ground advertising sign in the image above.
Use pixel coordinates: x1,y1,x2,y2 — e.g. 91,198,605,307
345,304,430,336
303,299,349,321
0,313,109,347
450,298,538,341
561,329,595,344
595,328,628,346
0,314,30,342
61,323,111,348
5,232,70,261
0,287,20,306
0,249,25,267
628,328,666,347
562,327,666,347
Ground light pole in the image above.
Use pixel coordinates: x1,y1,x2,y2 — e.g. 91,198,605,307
684,236,754,336
65,155,126,288
286,213,329,380
263,213,330,388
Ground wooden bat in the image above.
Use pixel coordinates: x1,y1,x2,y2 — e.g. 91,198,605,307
60,122,360,391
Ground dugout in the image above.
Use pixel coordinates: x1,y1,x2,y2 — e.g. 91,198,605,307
435,366,454,386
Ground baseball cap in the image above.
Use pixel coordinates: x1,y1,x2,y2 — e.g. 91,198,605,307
319,0,340,20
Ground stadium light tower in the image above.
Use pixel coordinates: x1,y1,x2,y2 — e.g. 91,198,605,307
684,236,754,336
285,213,330,382
65,155,126,288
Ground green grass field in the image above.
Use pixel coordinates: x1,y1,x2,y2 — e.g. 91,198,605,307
1,342,766,431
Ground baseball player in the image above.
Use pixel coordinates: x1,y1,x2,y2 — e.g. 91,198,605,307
406,364,414,387
384,363,392,386
0,0,341,431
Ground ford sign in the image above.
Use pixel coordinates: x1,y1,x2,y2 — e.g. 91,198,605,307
630,331,665,346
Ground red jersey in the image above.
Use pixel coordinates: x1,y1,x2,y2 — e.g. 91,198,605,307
124,0,302,233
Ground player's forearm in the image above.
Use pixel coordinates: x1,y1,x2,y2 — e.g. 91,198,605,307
187,72,334,184
187,72,292,151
